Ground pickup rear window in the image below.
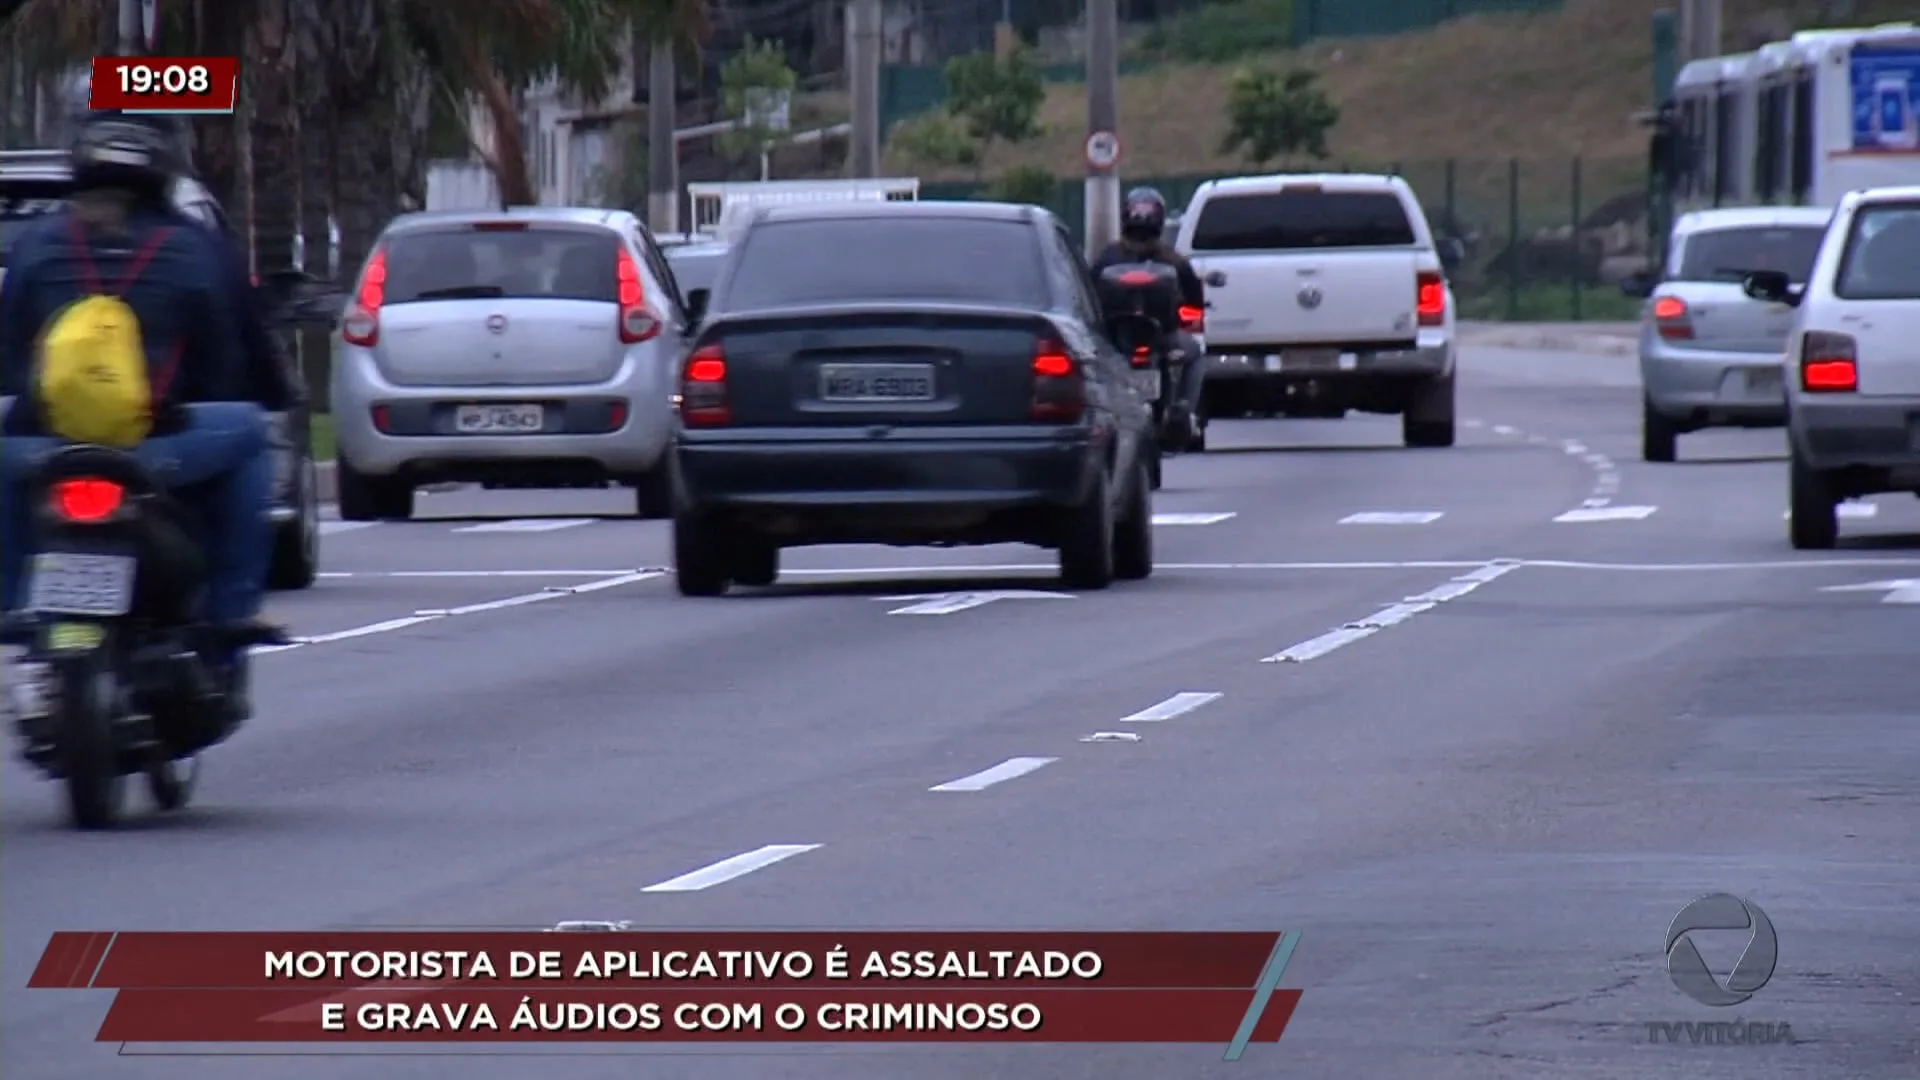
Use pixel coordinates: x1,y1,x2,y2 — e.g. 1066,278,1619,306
721,217,1047,311
1833,203,1920,301
380,227,622,304
1189,190,1417,251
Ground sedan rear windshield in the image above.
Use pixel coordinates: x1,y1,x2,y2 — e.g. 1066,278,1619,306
1674,225,1825,283
720,218,1047,311
380,226,622,304
1834,203,1920,301
1189,190,1417,251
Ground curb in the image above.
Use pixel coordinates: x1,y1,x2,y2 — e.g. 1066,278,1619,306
1456,322,1639,358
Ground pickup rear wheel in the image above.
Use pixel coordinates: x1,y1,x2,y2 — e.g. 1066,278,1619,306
730,537,779,587
673,514,732,596
1402,373,1456,448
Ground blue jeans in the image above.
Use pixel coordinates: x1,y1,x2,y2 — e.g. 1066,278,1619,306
0,402,272,622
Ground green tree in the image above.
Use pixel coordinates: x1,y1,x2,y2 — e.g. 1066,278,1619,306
718,36,797,172
1218,67,1339,166
943,47,1044,158
987,164,1056,206
887,111,981,172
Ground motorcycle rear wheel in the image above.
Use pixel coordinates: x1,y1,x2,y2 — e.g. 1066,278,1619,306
56,652,126,830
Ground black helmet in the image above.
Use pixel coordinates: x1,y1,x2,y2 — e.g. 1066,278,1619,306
69,111,184,198
1120,187,1168,244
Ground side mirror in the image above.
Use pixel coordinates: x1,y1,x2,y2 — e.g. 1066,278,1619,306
1203,270,1227,288
1742,270,1799,307
684,289,708,327
1618,270,1655,298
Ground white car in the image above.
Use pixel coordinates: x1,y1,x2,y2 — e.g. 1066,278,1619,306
1173,172,1457,448
1756,185,1920,548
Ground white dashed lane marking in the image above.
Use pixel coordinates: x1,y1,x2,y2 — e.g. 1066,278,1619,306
1119,692,1224,722
1152,512,1237,526
638,844,822,893
1339,511,1444,525
1554,505,1658,523
929,757,1058,792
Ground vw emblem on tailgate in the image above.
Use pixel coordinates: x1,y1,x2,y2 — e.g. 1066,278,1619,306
486,314,508,334
1297,285,1322,309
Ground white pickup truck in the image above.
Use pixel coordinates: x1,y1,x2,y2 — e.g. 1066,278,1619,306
1173,173,1458,447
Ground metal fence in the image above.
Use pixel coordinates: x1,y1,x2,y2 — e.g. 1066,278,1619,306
925,155,1652,322
1291,0,1563,42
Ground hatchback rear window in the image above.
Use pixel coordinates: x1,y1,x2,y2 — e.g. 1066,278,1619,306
720,217,1047,311
1674,225,1825,283
1189,189,1417,251
380,227,622,304
1834,203,1920,301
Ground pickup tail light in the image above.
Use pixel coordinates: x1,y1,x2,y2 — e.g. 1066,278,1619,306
1030,337,1084,422
1651,295,1693,340
341,247,386,346
52,478,124,523
1178,304,1204,333
678,343,731,426
1800,331,1857,393
617,249,662,344
1416,271,1446,327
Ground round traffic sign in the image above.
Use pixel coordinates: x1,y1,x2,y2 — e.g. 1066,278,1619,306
1085,130,1121,170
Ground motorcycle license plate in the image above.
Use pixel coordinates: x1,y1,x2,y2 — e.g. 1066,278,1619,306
1132,366,1163,401
26,552,136,616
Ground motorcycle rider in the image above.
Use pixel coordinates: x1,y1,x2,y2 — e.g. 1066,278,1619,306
1091,186,1207,444
0,111,286,668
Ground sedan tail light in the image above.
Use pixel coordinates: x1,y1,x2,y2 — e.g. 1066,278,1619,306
1030,337,1084,422
678,343,731,426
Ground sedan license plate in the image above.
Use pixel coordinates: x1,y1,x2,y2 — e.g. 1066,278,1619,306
1282,348,1342,371
818,364,936,403
455,403,544,434
26,552,135,616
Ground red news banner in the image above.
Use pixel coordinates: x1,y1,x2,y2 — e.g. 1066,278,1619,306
90,57,241,114
31,931,1304,1050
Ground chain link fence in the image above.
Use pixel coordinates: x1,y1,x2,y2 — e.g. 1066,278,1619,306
925,155,1652,322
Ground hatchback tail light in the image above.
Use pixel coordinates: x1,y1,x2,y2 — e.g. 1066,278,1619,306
1416,271,1446,327
678,343,731,426
51,478,124,523
617,249,662,344
1178,303,1205,333
341,247,387,347
1030,337,1084,422
1800,331,1857,393
1651,295,1693,340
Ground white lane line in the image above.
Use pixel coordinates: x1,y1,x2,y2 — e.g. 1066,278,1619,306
452,518,597,533
1261,562,1520,664
1491,424,1518,435
1553,505,1657,523
777,560,1492,577
639,844,822,893
1339,511,1444,525
318,569,651,579
929,757,1058,792
1152,512,1237,526
1783,502,1878,519
1120,691,1223,723
319,521,378,536
1080,731,1142,743
257,572,662,656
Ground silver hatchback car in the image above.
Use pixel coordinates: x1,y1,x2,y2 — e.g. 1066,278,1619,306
331,207,686,520
1624,206,1833,462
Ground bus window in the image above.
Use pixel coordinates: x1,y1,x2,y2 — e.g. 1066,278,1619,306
1753,85,1775,201
1789,71,1814,203
1713,87,1737,207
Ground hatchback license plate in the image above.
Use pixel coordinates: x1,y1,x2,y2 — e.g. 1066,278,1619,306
455,403,544,433
818,364,936,403
27,552,135,616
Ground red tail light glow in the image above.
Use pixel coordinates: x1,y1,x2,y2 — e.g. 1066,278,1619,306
1118,270,1157,285
1416,272,1446,327
617,249,661,344
1651,295,1693,340
52,479,124,522
679,344,731,426
1130,345,1154,368
1800,331,1857,393
1030,338,1083,422
342,248,387,346
1178,304,1204,332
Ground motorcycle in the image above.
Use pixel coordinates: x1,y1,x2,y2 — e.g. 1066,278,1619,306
1096,263,1207,464
10,445,254,828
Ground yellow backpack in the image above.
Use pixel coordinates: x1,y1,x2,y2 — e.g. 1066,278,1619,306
33,222,180,449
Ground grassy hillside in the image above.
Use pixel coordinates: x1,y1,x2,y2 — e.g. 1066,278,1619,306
889,0,1916,180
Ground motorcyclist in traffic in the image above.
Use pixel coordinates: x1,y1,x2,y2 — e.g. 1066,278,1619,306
0,111,286,669
1091,187,1207,444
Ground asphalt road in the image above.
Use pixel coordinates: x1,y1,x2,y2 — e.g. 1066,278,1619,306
5,342,1919,1079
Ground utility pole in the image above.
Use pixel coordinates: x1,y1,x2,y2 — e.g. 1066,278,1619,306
118,0,143,55
1677,0,1722,63
646,39,678,233
848,0,882,177
1084,0,1120,258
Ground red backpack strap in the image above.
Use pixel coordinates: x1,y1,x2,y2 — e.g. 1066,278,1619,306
111,225,176,296
65,216,104,295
